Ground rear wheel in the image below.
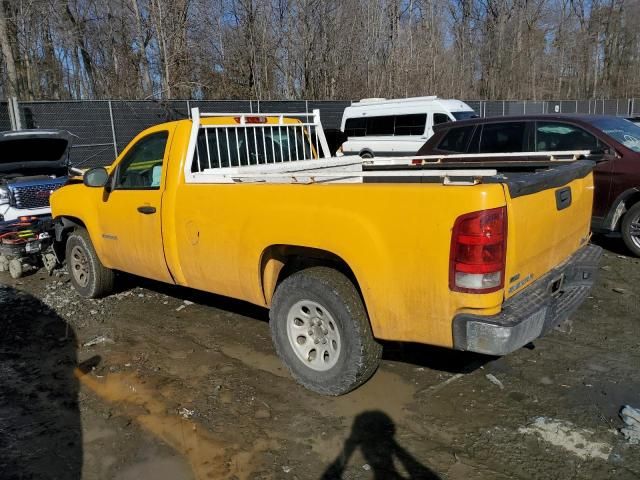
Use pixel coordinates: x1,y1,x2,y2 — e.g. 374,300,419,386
360,151,374,159
66,229,114,298
269,267,382,395
621,203,640,257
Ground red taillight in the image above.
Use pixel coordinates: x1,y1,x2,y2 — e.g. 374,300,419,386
449,206,507,293
234,116,267,124
411,159,423,165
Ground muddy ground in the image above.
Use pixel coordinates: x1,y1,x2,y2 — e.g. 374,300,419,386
1,236,639,480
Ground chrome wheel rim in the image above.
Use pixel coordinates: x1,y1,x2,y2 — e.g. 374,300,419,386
286,300,341,372
630,214,640,249
70,245,90,288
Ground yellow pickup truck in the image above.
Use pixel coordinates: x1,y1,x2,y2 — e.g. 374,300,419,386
51,109,601,395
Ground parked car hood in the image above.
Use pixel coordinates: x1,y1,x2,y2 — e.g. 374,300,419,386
0,129,72,177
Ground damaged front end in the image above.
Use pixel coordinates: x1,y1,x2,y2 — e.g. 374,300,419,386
0,129,72,222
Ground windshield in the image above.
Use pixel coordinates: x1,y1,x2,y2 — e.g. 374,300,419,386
452,111,479,121
589,117,640,153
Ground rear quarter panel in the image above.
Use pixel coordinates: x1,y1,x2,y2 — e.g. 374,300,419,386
164,176,508,348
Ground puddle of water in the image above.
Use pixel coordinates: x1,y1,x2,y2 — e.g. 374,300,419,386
115,456,193,480
75,368,275,479
220,343,289,378
309,432,345,463
220,344,416,425
305,368,417,465
328,369,416,422
83,425,117,444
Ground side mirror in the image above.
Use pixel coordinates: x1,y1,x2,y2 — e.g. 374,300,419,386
83,167,109,188
588,147,618,161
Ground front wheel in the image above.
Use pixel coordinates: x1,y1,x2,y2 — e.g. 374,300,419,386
66,229,115,298
269,267,382,395
621,203,640,257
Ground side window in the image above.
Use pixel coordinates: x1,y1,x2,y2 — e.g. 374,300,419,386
535,122,600,151
437,126,475,152
115,131,168,189
433,113,451,126
394,114,427,135
344,118,366,137
366,116,394,136
479,122,527,153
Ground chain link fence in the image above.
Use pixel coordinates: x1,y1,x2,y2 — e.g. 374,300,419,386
3,98,639,167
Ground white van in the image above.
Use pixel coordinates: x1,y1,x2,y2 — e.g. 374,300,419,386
339,96,477,157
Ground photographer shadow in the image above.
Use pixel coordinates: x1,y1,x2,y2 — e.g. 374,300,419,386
322,410,440,479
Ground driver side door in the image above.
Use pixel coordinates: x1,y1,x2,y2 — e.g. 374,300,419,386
97,128,174,283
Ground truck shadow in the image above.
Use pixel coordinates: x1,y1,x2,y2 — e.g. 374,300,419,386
381,341,492,374
118,273,270,320
322,410,440,479
121,274,490,375
590,234,630,256
0,285,84,480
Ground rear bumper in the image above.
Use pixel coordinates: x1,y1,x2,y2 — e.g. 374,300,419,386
452,244,602,355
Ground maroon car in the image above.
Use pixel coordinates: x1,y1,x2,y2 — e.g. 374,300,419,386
416,115,640,256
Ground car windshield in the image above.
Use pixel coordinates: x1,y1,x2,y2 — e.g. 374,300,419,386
589,117,640,153
452,111,478,121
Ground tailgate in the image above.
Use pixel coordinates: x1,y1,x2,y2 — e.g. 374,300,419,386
501,160,595,299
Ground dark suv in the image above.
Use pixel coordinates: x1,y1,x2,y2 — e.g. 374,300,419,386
417,115,640,256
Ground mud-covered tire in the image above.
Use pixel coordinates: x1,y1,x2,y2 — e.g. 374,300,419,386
269,267,382,396
66,229,114,298
621,202,640,257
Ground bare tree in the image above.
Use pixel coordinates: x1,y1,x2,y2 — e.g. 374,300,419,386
1,0,639,101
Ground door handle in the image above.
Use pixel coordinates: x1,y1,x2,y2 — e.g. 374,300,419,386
137,206,156,214
555,187,572,211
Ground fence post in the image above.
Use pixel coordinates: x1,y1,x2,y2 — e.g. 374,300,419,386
5,102,11,130
186,100,191,117
523,100,526,115
108,100,118,158
8,96,22,130
502,100,505,116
